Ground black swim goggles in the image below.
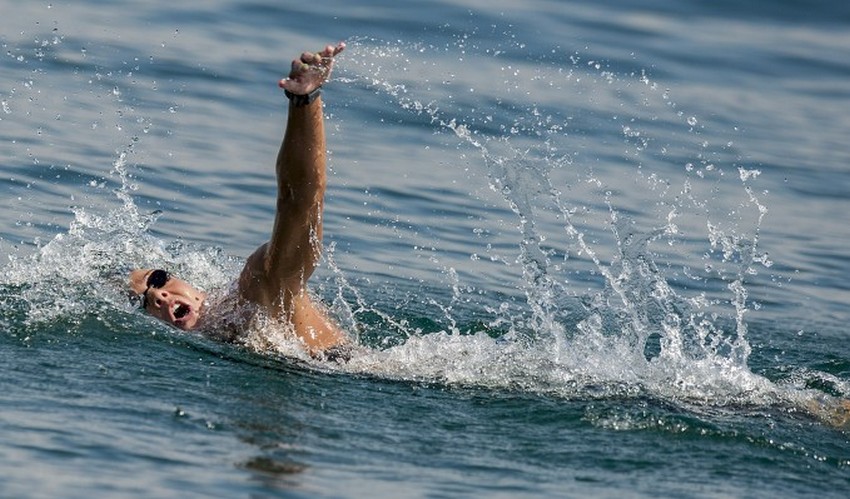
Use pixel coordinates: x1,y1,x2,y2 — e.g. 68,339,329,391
140,269,170,309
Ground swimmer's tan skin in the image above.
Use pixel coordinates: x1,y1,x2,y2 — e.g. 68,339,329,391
130,42,347,356
805,397,850,429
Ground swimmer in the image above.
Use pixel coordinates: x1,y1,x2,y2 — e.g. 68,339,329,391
127,42,850,429
129,42,348,358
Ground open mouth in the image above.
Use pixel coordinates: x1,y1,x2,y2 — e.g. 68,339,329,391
173,303,191,319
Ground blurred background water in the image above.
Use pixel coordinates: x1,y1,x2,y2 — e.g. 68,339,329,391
2,0,850,497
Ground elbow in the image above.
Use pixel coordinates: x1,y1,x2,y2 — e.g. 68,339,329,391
277,179,326,213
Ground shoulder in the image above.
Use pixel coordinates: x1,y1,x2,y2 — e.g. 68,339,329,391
195,286,256,342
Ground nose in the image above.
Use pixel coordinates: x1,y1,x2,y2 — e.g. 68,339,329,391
149,287,170,308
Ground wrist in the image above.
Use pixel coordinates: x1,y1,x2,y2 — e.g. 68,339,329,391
284,87,322,107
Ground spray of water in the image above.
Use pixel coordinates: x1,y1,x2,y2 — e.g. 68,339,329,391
2,34,847,428
325,36,848,425
0,148,237,336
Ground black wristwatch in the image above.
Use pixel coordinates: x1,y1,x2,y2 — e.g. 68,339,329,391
284,87,322,107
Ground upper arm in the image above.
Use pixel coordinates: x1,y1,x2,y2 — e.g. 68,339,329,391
239,196,322,308
241,147,326,306
238,238,347,354
266,185,324,286
238,95,327,314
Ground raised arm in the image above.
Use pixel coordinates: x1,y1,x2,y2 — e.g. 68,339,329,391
266,51,335,289
238,43,347,353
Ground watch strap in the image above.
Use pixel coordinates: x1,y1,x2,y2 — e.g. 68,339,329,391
284,87,322,107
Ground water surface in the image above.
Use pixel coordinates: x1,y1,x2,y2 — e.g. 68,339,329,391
2,0,850,497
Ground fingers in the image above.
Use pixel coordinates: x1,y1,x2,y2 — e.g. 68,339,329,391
324,42,345,57
300,51,322,64
300,42,345,65
280,42,345,91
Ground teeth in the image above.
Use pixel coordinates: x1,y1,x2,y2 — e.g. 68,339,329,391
173,303,190,319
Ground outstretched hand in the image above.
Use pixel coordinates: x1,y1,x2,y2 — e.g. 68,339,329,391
278,42,345,96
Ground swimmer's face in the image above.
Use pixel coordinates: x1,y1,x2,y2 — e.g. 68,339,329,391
129,268,206,330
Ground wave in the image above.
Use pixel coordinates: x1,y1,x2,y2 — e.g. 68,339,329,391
2,37,848,431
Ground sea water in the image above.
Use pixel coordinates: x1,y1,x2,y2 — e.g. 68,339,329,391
2,0,850,497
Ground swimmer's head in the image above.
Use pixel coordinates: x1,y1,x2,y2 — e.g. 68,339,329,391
129,268,206,330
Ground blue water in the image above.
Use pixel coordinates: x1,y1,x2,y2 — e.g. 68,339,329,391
2,0,850,497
